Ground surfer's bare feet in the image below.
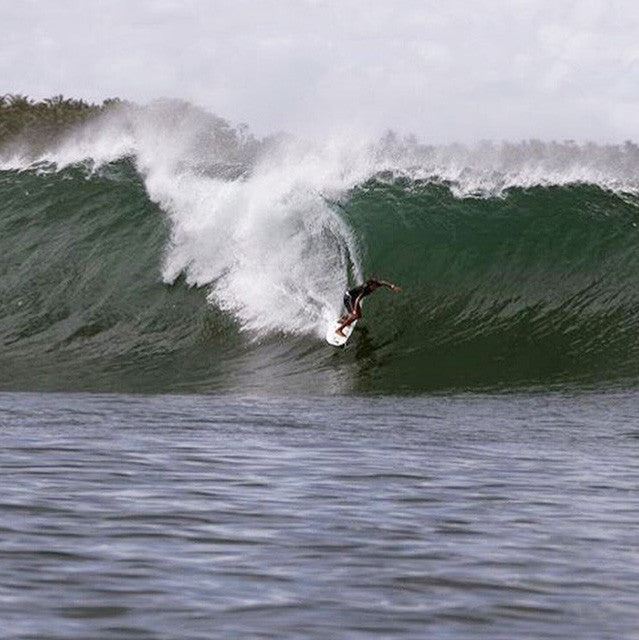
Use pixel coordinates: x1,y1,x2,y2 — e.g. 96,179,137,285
336,328,345,337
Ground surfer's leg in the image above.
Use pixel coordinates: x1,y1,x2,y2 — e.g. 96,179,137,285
336,312,356,336
336,302,362,336
339,293,353,323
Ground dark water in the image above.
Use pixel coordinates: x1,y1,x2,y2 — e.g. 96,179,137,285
2,390,638,639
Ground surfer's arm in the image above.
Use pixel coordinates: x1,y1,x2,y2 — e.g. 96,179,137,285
378,280,401,293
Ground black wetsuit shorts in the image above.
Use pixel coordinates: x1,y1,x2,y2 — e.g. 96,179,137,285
343,283,373,313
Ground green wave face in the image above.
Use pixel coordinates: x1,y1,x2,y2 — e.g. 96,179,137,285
345,180,639,392
2,160,639,394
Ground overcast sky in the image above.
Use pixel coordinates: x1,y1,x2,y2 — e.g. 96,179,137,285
2,0,639,143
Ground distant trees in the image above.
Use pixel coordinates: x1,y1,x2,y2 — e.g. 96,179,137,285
0,94,119,149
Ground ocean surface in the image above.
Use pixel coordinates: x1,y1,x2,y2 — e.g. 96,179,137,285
1,390,639,640
2,101,639,638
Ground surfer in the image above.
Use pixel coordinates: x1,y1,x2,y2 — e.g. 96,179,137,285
336,278,401,337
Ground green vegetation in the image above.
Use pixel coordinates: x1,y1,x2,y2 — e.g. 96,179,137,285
0,94,120,152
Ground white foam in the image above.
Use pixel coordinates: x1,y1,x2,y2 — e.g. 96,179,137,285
386,139,639,197
152,137,369,336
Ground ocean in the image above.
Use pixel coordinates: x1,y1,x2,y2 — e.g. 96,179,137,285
1,100,639,638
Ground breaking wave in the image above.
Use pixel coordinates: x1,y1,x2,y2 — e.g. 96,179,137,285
2,99,639,393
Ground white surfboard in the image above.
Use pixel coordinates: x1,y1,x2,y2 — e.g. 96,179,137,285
326,317,358,347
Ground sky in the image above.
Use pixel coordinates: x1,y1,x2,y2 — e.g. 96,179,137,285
2,0,639,143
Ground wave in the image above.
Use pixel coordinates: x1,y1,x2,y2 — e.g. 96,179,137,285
3,99,639,393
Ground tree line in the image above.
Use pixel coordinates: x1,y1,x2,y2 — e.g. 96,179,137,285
0,94,120,149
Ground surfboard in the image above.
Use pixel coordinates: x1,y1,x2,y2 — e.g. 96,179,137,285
326,316,357,346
